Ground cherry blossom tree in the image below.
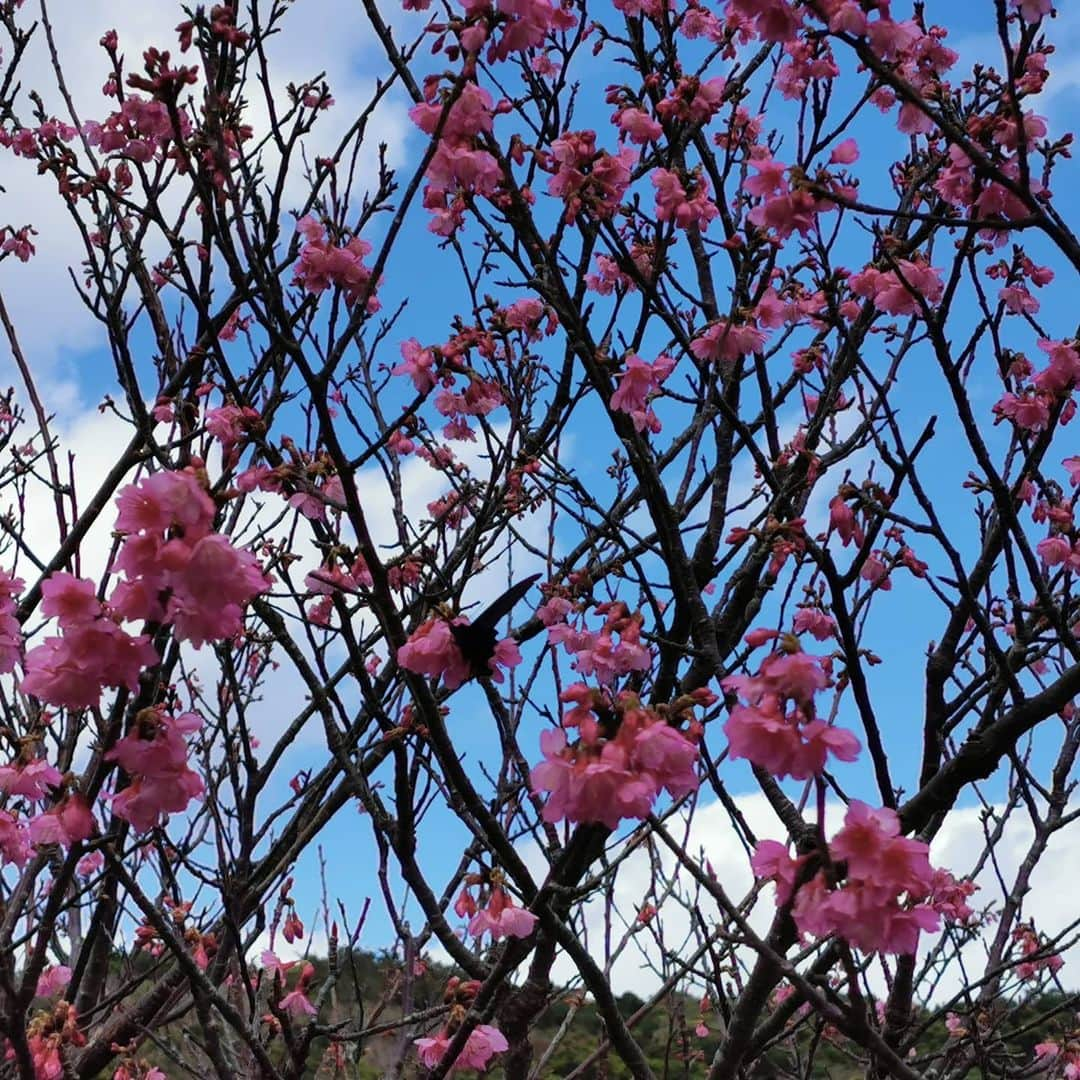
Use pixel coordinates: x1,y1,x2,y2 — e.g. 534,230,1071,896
0,0,1077,1077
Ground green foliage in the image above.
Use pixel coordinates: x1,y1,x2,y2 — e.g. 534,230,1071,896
95,945,1075,1078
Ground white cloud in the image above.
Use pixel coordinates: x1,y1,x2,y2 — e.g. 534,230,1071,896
491,793,1080,1006
0,0,411,405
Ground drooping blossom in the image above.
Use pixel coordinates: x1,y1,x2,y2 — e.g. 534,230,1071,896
849,259,944,316
1013,922,1064,981
108,467,271,648
610,354,677,433
0,758,63,801
292,215,380,313
745,153,822,238
754,802,943,955
392,338,438,393
105,708,205,832
35,966,72,999
28,572,158,705
0,810,31,867
29,794,96,848
546,130,636,221
690,319,768,363
464,886,538,941
277,961,318,1017
652,168,719,230
546,602,652,684
0,568,23,674
792,608,835,641
723,647,860,780
398,616,522,690
415,1024,509,1071
530,684,707,829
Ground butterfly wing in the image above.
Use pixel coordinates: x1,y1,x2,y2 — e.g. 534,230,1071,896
471,573,542,631
450,574,541,677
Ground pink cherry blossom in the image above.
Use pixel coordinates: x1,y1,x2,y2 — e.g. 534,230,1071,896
29,794,96,848
690,319,768,363
106,709,205,832
466,887,538,940
415,1024,509,1071
0,810,31,866
792,608,836,640
849,259,944,316
0,759,63,800
397,616,522,690
615,107,662,144
652,168,719,231
35,965,72,999
723,649,858,780
610,353,676,433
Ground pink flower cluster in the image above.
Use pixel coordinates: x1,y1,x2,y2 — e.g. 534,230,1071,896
543,599,652,684
416,1024,509,1072
435,376,504,442
272,960,318,1017
691,318,768,364
411,83,502,235
456,884,538,941
484,0,578,61
586,245,655,295
995,339,1080,434
421,0,577,63
723,647,860,781
83,94,191,163
726,0,802,43
1013,922,1064,982
855,19,960,135
614,106,662,145
1033,1039,1080,1080
0,569,23,673
849,258,944,316
727,0,962,135
0,808,31,866
530,684,704,829
652,168,719,230
28,794,96,849
0,757,62,801
4,1002,85,1080
777,36,839,100
0,118,78,161
288,473,345,523
753,802,944,955
829,492,867,548
35,965,72,999
113,1063,167,1080
414,976,509,1070
397,616,522,690
21,573,159,710
105,707,205,832
205,403,261,464
0,225,36,262
109,467,271,648
744,152,827,239
610,353,676,433
1038,534,1080,571
305,555,373,626
292,215,380,313
393,338,439,393
656,76,727,125
754,283,827,328
545,130,637,222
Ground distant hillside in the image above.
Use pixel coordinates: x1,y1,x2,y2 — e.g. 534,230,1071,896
92,947,1077,1078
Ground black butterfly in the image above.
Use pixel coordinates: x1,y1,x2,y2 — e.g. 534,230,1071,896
449,574,541,679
